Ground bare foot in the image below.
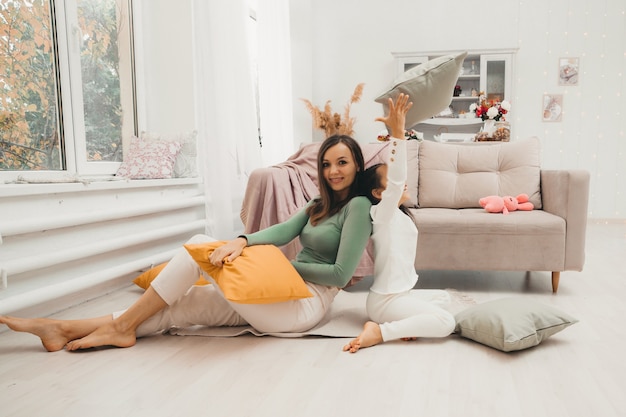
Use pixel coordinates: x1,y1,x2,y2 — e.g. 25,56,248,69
401,337,417,341
343,337,361,353
65,321,136,351
342,321,383,353
0,316,74,352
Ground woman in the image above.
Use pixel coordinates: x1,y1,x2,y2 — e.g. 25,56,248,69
343,93,455,353
0,135,372,352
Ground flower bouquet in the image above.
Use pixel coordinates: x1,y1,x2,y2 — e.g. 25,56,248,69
471,94,512,141
469,94,511,121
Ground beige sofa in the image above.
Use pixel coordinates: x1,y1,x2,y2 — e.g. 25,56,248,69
241,137,590,293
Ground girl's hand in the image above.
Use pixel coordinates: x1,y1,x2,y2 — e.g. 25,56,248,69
375,93,413,139
208,237,247,267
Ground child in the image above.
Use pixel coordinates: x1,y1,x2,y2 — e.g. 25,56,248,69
343,93,455,353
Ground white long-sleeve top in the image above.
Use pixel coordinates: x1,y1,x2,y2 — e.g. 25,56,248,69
369,139,419,295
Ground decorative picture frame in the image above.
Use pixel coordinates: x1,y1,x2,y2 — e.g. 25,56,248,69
542,94,563,122
558,57,579,86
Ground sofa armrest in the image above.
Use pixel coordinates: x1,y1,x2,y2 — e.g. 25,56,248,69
540,170,590,271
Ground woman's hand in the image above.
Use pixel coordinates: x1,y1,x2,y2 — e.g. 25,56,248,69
208,237,247,267
375,93,413,139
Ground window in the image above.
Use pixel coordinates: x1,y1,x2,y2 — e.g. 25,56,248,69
0,0,136,179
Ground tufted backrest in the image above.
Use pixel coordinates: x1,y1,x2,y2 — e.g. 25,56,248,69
415,137,542,209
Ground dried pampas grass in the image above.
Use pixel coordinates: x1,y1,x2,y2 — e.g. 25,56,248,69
301,83,364,138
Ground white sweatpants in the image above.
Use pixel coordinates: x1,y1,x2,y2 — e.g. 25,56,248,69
114,234,339,337
366,289,456,342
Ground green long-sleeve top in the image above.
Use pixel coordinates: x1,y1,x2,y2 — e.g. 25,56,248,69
241,196,372,288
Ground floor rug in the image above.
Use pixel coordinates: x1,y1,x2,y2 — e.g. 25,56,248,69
170,288,476,339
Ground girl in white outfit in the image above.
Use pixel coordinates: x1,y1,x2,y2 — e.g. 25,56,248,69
344,94,455,353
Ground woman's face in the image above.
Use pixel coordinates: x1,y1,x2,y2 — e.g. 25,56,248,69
322,143,358,201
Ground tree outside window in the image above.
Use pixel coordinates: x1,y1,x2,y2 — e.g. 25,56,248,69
0,0,60,170
0,0,135,173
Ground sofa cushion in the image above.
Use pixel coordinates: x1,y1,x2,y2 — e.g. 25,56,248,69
405,140,420,207
417,137,542,209
411,208,565,271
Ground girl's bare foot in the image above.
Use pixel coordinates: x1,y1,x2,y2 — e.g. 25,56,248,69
0,316,75,352
342,321,383,353
65,321,136,351
343,337,360,353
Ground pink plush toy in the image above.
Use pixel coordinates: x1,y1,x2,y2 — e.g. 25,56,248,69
479,194,534,215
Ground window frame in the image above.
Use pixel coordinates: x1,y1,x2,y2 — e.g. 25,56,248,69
0,0,138,183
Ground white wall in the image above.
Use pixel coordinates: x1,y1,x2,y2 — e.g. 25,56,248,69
290,0,626,219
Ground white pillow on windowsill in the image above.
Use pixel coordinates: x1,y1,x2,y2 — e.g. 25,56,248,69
115,135,182,179
140,130,198,178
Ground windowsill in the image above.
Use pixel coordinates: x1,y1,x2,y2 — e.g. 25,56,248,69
0,176,203,198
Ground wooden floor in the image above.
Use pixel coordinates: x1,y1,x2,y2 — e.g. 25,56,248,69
1,221,625,417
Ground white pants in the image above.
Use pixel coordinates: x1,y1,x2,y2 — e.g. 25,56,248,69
366,289,455,342
114,234,339,337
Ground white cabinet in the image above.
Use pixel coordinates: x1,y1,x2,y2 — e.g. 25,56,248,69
392,50,515,141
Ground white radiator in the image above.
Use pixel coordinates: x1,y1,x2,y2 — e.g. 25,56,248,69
0,189,209,316
0,219,206,289
0,195,206,243
0,249,179,316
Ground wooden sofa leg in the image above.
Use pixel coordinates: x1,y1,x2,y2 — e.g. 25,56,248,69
551,271,560,293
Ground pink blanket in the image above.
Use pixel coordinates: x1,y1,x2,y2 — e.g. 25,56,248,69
240,141,391,283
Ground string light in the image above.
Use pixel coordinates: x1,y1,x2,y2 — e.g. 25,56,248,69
517,0,624,218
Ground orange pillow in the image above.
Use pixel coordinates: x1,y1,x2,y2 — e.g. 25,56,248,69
184,241,313,304
132,262,209,289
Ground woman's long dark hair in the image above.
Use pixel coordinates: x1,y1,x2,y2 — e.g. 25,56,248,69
360,163,415,222
306,135,365,225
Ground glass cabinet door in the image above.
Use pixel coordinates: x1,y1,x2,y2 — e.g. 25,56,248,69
396,56,428,76
480,54,512,102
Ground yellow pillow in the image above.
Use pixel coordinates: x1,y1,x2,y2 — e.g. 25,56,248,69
184,241,313,304
132,262,209,289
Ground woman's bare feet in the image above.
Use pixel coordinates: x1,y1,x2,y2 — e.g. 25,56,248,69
343,321,383,353
65,320,137,351
0,316,80,352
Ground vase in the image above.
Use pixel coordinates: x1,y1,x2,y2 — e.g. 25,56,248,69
483,119,496,136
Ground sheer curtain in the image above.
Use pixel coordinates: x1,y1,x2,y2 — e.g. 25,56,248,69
256,0,295,166
192,0,262,239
